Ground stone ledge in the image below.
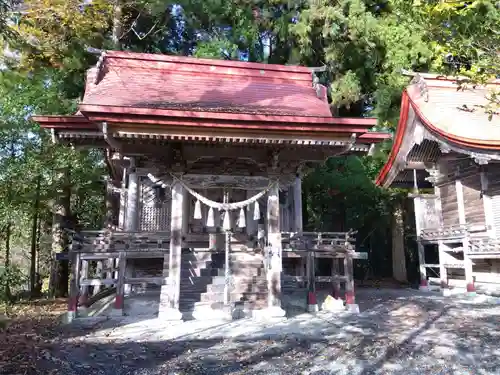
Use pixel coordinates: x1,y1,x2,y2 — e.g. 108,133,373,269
158,307,183,321
251,306,286,321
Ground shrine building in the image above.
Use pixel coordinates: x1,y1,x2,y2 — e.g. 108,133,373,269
376,72,500,296
34,51,389,321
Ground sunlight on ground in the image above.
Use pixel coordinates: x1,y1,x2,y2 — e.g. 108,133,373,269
3,290,500,374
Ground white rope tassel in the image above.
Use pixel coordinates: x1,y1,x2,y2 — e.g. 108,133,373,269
194,199,202,219
253,201,260,221
222,210,231,230
238,208,246,228
206,207,215,227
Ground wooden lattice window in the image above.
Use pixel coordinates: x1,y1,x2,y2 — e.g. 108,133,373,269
139,178,171,232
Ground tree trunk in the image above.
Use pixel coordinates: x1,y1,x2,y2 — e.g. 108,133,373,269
30,175,41,297
392,200,408,283
4,222,12,301
111,0,123,50
49,169,71,298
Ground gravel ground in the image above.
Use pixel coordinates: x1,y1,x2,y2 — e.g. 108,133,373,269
34,289,500,375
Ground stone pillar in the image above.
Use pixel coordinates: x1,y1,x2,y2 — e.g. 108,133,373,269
391,201,407,282
159,181,183,321
293,176,303,232
259,183,285,318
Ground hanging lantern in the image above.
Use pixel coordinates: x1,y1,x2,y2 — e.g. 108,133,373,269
194,199,202,219
238,208,246,228
206,207,215,227
253,201,260,220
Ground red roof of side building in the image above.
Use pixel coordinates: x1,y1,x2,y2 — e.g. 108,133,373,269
375,74,500,187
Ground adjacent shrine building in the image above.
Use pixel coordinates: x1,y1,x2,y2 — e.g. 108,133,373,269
376,73,500,295
34,51,388,320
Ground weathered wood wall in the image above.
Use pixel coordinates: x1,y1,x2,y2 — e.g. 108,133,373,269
461,174,485,225
487,167,500,234
439,183,459,226
473,259,500,285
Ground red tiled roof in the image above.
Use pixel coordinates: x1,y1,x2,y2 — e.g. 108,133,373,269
82,51,332,118
34,51,392,145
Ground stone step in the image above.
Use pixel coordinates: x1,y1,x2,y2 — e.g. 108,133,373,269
210,275,267,285
180,266,266,277
199,291,268,303
181,269,221,278
206,282,268,294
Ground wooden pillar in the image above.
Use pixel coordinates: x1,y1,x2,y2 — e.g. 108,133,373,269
306,249,318,312
391,200,407,282
414,197,427,287
124,163,139,295
125,162,139,231
344,255,355,304
266,183,285,315
105,179,115,228
456,179,474,292
66,252,80,322
113,251,126,315
332,258,341,299
293,176,303,232
94,260,103,295
182,187,190,236
78,260,89,306
438,241,448,289
159,181,183,320
481,170,494,236
118,168,127,230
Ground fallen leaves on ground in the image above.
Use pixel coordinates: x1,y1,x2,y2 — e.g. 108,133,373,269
0,299,67,375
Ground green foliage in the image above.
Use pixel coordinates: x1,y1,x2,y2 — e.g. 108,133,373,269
292,0,433,125
303,156,394,233
0,265,25,302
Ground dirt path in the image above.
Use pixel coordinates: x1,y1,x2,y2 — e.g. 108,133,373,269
13,289,500,375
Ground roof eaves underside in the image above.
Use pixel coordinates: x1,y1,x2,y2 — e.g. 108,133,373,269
55,131,373,149
391,169,432,190
33,111,389,147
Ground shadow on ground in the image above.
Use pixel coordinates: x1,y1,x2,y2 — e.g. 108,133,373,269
33,289,500,375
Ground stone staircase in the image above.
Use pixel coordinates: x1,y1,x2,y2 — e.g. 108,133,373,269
281,275,306,294
179,246,269,319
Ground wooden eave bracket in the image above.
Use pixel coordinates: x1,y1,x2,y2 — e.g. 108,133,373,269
100,122,122,151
